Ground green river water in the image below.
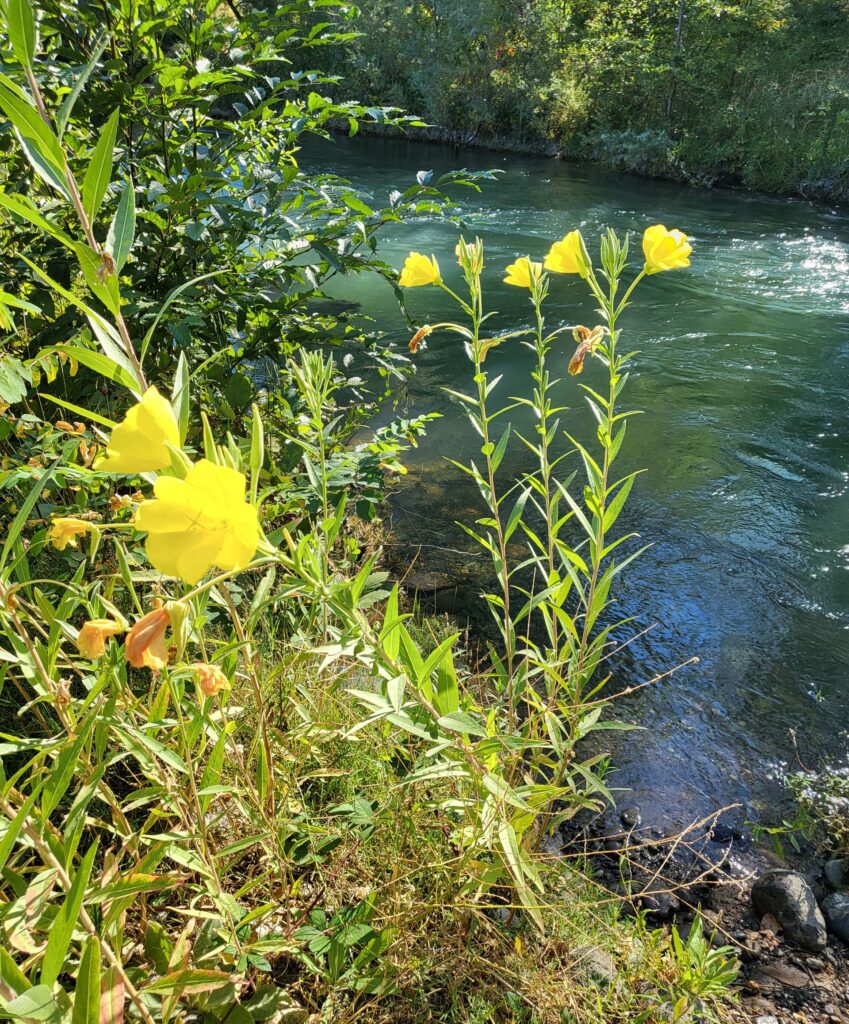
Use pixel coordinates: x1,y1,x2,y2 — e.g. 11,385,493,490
306,135,849,831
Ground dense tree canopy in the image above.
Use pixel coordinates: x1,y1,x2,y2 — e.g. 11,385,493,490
343,0,849,196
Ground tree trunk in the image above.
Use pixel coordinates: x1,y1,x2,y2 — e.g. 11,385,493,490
666,0,686,123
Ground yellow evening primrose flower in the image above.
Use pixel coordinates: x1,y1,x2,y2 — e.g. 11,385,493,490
503,257,542,289
642,225,692,273
96,386,180,474
544,230,591,279
399,252,441,287
76,618,125,659
134,459,260,584
47,517,93,551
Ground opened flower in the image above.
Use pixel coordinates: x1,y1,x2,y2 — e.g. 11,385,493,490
544,230,591,279
125,606,170,671
192,662,230,698
504,257,542,289
134,460,260,584
47,517,94,551
76,619,125,659
642,225,692,273
399,252,441,288
96,386,180,474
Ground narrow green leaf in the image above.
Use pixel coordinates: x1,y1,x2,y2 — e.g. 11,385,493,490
171,351,190,444
436,711,487,738
0,460,57,574
81,108,119,224
39,344,137,393
41,840,98,986
105,182,135,271
0,946,30,997
57,33,108,138
0,84,69,199
0,786,40,873
6,0,37,69
141,970,231,996
71,937,100,1024
0,986,58,1021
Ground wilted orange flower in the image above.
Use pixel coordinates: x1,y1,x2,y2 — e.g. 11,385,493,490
408,325,433,353
55,419,74,432
192,662,230,697
76,619,125,659
125,607,170,671
568,325,607,376
47,517,93,551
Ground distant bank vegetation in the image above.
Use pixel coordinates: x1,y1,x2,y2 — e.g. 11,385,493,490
341,1,849,202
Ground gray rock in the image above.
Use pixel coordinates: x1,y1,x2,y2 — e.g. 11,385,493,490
824,857,849,892
619,805,641,828
754,1017,780,1024
573,945,619,989
751,869,827,952
639,888,680,922
821,892,849,944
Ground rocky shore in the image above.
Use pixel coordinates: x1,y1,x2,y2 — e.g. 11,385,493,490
559,806,848,1022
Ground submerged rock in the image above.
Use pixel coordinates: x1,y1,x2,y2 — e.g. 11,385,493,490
751,869,827,952
821,892,849,944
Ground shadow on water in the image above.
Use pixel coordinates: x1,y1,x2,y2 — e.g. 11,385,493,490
304,134,849,831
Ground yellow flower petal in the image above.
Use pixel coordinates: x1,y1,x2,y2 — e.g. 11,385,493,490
544,230,591,278
643,224,692,273
134,460,259,584
96,386,180,474
399,252,441,287
503,257,541,289
125,606,170,671
47,517,93,551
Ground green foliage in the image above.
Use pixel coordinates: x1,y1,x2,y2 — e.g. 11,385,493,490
0,3,740,1023
665,916,740,1023
787,764,849,854
343,0,849,197
0,0,489,431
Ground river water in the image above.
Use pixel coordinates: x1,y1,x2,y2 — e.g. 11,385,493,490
306,135,849,832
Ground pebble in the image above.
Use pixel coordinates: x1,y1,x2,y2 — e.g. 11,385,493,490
754,1016,780,1024
619,805,641,829
709,821,742,843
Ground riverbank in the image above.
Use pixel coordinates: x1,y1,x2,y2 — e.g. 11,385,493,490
340,122,849,208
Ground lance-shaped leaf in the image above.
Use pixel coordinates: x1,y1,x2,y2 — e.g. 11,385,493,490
81,108,119,224
6,0,37,69
0,83,69,199
106,181,135,271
